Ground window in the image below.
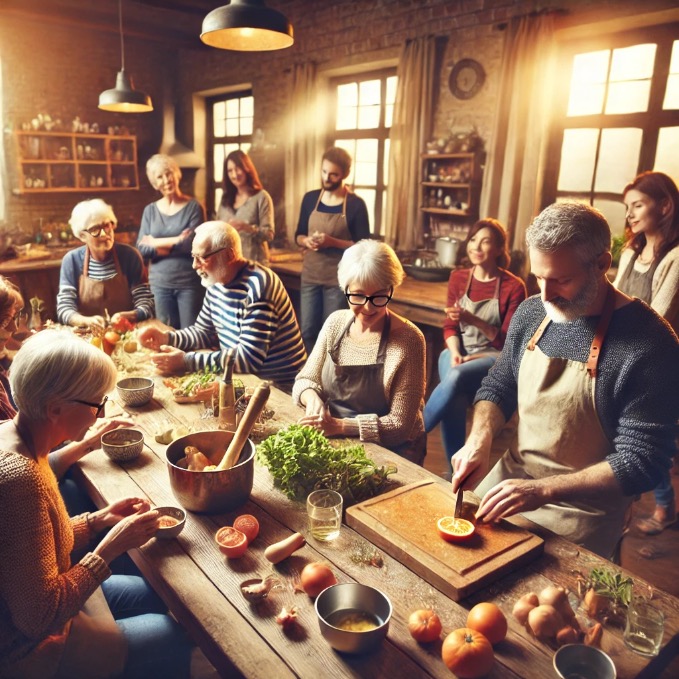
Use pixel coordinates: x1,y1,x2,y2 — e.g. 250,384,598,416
207,91,253,217
545,24,679,236
329,69,397,236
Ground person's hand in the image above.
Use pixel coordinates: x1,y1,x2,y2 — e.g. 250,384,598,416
95,497,152,529
301,389,325,418
110,311,136,326
151,345,186,375
178,227,193,242
82,315,106,332
298,407,343,437
301,235,319,251
475,478,548,523
138,326,169,351
139,234,155,247
230,220,254,234
450,351,463,367
451,438,491,494
312,232,331,249
80,416,134,453
94,505,159,564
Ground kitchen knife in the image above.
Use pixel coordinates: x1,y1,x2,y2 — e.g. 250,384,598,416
454,488,463,519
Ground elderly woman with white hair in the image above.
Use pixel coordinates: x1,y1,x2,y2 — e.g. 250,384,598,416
136,154,205,329
0,330,191,678
293,239,427,464
57,199,154,331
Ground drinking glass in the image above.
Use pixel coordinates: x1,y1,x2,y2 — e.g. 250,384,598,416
306,489,343,542
623,598,664,656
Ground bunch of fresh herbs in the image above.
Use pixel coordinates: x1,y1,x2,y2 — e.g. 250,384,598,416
256,424,397,504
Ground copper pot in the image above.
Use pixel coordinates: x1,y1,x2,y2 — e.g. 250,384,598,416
165,430,255,514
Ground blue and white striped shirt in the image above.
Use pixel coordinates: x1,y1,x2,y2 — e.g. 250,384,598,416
168,262,306,384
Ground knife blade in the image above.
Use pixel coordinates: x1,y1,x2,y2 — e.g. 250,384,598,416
454,489,463,519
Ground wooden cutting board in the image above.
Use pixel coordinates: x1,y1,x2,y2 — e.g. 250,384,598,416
346,480,544,601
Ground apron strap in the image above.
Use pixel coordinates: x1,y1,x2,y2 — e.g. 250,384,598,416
463,268,502,299
331,312,392,363
586,283,616,378
312,189,348,217
83,247,90,276
331,316,355,360
527,315,551,351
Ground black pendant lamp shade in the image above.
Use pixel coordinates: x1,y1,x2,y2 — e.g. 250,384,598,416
98,0,153,112
201,0,294,51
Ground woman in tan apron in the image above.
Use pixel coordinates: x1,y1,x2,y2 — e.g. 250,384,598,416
614,171,679,535
424,220,526,477
294,240,426,464
476,286,631,559
0,331,190,679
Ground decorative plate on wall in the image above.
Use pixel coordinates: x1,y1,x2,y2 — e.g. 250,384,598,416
449,59,485,100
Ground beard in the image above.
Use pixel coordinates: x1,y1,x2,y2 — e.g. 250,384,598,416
543,271,600,323
322,178,342,192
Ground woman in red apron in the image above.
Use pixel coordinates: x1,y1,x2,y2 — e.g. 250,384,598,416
293,240,426,464
614,171,679,534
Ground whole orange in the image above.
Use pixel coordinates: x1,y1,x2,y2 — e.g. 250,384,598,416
442,628,494,678
408,609,442,643
466,602,507,645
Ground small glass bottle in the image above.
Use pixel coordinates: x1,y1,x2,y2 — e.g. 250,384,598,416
218,348,237,431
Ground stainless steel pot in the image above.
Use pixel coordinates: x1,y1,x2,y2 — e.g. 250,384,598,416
165,430,255,514
435,237,459,268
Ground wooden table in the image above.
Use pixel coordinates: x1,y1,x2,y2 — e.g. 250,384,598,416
73,374,679,679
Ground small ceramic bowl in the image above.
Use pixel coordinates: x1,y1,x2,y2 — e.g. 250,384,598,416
154,506,186,539
315,583,392,654
101,429,144,462
553,644,617,679
117,377,154,407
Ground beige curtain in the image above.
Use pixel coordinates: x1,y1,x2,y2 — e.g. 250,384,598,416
284,62,322,247
384,36,437,251
480,14,556,250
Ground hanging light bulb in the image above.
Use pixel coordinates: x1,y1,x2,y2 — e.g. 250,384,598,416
201,0,294,51
99,0,153,113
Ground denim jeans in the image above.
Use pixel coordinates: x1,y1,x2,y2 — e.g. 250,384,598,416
300,283,348,355
102,575,191,679
423,349,497,475
153,285,205,329
654,469,675,508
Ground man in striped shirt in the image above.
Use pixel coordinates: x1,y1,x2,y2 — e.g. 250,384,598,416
138,221,306,387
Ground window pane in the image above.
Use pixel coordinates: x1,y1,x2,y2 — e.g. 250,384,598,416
358,105,380,129
355,158,377,185
214,145,225,181
225,99,239,118
605,80,651,114
356,188,375,233
655,127,679,179
225,142,239,157
385,102,394,128
215,188,223,213
241,117,253,136
594,128,642,193
384,139,390,185
213,103,226,137
337,82,358,106
567,51,609,116
240,142,252,155
336,105,357,130
593,198,627,238
557,129,599,191
663,73,679,109
359,80,381,106
610,44,656,81
386,76,397,105
226,119,239,137
240,96,254,117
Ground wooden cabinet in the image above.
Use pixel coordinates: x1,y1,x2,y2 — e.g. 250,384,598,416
420,153,481,244
15,131,139,193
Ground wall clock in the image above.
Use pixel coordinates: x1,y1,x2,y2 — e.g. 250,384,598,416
449,59,485,100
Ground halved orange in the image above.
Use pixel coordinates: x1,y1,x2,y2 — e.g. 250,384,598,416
215,526,248,558
233,514,260,544
437,516,475,543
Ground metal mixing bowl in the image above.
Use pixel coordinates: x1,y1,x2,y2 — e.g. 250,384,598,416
315,583,392,654
165,430,255,514
553,644,617,679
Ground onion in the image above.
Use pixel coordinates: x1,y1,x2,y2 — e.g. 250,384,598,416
512,592,539,626
527,604,564,640
300,562,337,598
538,585,577,626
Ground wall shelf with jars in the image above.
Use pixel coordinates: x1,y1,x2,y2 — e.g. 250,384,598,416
14,131,139,193
420,152,481,245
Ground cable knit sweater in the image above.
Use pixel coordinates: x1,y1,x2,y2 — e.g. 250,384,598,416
293,309,426,452
475,295,679,496
0,449,110,675
614,244,679,334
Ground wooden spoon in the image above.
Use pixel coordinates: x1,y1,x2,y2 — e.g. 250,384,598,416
214,382,271,471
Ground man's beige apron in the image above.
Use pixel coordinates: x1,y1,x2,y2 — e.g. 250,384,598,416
459,268,502,356
78,247,133,318
476,287,631,558
301,191,352,286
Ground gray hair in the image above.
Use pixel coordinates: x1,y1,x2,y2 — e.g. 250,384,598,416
338,239,405,291
146,153,181,188
10,329,117,420
194,221,242,260
69,199,117,241
526,202,611,264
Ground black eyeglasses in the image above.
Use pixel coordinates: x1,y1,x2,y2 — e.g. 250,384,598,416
86,221,115,238
1,311,24,329
191,247,229,266
345,287,393,308
71,395,108,418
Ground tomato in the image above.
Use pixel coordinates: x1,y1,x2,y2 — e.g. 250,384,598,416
437,516,475,542
408,609,442,643
299,562,337,598
442,628,494,678
233,514,260,544
102,330,120,356
466,602,507,645
112,317,134,333
215,526,248,558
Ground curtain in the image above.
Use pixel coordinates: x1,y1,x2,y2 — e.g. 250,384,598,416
479,14,556,251
0,61,6,223
384,36,437,251
284,62,321,247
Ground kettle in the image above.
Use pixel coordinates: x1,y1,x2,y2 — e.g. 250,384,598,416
435,237,459,268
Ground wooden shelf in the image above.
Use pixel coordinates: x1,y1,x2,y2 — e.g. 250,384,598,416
15,131,139,193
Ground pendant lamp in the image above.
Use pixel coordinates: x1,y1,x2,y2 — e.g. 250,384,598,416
99,0,153,113
201,0,294,51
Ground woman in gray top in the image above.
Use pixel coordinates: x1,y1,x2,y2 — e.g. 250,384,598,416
137,154,205,328
216,150,274,263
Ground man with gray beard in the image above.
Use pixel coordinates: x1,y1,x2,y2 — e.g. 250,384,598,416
451,202,679,559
